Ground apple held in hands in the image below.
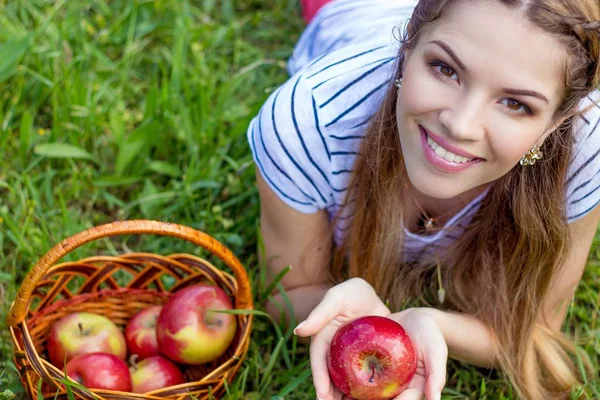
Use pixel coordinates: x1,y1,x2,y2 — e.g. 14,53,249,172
65,352,132,392
156,283,237,365
327,315,417,400
47,312,127,368
130,355,185,393
125,306,162,360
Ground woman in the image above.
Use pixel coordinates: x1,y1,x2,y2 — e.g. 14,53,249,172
247,0,600,399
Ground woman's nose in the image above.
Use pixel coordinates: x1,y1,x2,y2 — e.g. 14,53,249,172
438,92,486,142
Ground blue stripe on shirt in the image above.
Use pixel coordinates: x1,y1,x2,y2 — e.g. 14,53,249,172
566,147,600,185
568,197,600,221
586,115,600,140
332,169,353,175
290,77,331,202
330,134,364,140
313,56,396,90
320,58,395,108
325,81,388,127
251,120,313,207
306,45,387,79
312,95,331,161
570,184,600,205
257,108,317,203
271,87,328,204
569,169,600,195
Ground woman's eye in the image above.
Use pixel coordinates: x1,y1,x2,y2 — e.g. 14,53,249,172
500,98,532,114
438,65,456,79
428,61,458,81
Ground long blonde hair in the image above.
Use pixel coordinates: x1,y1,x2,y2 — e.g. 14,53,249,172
332,0,600,398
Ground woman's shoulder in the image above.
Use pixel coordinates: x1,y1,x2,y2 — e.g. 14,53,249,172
300,40,398,132
566,89,600,221
246,41,398,213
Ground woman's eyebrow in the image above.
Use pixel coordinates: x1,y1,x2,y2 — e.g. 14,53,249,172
428,40,467,71
502,88,549,103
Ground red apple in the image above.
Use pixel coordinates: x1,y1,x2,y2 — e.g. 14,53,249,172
47,312,127,368
65,352,132,391
125,306,162,360
326,316,417,400
130,355,185,393
156,283,237,364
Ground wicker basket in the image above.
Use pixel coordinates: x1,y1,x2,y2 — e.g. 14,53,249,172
7,220,253,400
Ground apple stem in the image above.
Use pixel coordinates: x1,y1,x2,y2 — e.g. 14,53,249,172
368,363,376,383
129,354,139,371
78,322,83,336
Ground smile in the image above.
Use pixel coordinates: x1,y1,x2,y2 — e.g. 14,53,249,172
426,136,474,164
419,126,483,173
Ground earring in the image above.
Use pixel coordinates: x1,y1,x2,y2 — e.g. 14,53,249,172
394,77,403,88
519,145,543,166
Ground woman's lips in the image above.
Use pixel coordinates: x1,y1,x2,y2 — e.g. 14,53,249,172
419,126,483,173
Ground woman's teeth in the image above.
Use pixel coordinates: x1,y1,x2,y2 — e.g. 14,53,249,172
427,136,473,164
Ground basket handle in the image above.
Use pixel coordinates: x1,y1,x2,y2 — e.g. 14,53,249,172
8,220,253,326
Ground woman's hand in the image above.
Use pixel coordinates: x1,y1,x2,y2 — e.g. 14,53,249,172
387,308,448,400
293,278,447,400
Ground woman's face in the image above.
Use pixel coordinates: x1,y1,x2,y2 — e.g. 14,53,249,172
397,0,568,200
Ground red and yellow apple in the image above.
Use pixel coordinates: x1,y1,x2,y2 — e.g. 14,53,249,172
326,315,417,400
47,312,127,368
130,355,185,393
65,352,132,391
125,306,162,360
156,283,237,364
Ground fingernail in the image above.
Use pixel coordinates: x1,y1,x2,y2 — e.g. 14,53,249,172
293,321,306,335
435,392,442,400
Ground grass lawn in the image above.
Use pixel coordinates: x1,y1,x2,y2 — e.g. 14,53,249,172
0,1,599,399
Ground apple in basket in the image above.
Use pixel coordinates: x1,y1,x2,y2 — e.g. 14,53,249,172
130,355,185,393
47,312,127,368
125,305,162,360
326,316,417,400
65,352,132,391
156,283,237,364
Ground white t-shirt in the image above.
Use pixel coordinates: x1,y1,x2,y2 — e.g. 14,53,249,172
247,0,600,263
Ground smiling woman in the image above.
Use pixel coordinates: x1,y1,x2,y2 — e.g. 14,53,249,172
247,0,600,399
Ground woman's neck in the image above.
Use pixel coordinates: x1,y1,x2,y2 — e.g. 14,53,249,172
406,183,488,231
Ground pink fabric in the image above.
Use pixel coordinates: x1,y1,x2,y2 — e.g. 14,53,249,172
301,0,334,23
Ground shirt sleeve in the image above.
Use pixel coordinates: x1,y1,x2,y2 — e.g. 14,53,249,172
565,90,600,222
247,71,333,214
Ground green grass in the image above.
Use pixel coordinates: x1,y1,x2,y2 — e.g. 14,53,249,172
0,0,598,399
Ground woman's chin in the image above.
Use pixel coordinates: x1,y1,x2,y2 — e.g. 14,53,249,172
406,174,466,200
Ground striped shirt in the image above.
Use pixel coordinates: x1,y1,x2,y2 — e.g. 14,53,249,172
247,0,600,263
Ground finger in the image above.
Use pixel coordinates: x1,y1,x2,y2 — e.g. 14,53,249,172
394,388,424,400
309,328,336,399
422,327,448,400
294,288,344,337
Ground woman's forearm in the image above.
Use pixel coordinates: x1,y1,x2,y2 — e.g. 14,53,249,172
266,284,331,326
394,308,499,369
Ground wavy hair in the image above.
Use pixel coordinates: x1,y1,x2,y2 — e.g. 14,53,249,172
331,0,600,398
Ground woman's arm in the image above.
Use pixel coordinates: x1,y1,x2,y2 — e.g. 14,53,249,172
392,308,498,368
256,169,333,324
391,204,600,369
541,204,600,331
